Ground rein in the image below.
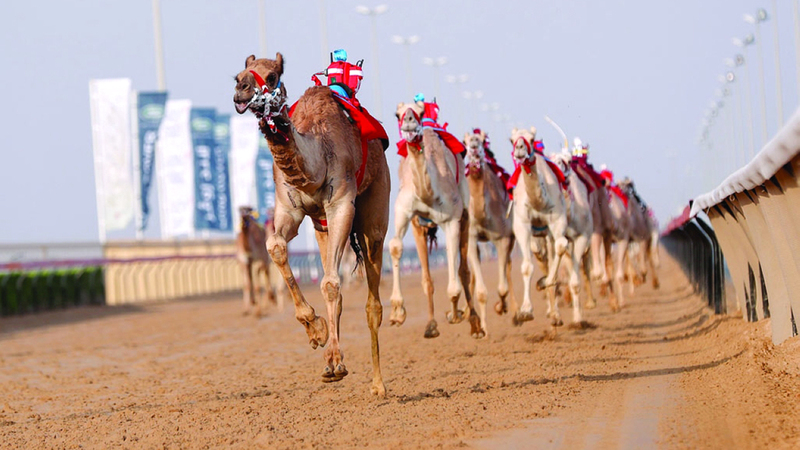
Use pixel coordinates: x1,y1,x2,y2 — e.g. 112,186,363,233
247,69,288,136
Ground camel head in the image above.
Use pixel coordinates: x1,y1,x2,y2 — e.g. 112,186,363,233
618,177,635,195
510,128,536,165
549,152,573,178
463,129,487,177
239,206,257,229
395,102,424,143
233,53,287,119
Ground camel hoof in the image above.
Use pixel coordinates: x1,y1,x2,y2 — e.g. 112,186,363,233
551,316,564,327
653,280,660,289
424,320,440,338
321,365,346,383
304,315,329,349
494,300,507,315
446,309,465,324
536,277,547,291
586,300,597,309
469,315,485,339
513,311,534,326
389,305,407,326
371,381,387,398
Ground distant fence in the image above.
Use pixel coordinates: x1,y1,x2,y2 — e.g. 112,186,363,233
681,108,800,344
0,239,450,316
661,213,727,315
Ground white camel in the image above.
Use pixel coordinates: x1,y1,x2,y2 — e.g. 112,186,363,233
388,101,484,339
463,130,516,334
509,128,571,326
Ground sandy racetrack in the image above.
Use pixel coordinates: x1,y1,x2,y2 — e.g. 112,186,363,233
1,253,799,449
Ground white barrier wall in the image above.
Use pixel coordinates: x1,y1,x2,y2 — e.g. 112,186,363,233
691,108,800,344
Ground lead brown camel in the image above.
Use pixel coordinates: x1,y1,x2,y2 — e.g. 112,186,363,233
233,54,390,397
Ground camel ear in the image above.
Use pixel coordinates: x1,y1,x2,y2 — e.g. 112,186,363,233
463,132,471,144
245,55,256,68
480,130,486,141
530,126,537,135
275,52,284,75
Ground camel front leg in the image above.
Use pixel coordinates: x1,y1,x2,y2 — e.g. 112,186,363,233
456,214,486,339
613,238,629,309
512,218,535,325
388,210,412,326
319,202,355,383
411,219,439,338
583,251,596,309
542,236,563,327
268,210,328,349
240,257,254,315
259,260,277,307
648,234,661,289
442,219,469,326
590,232,607,281
569,235,590,324
494,235,516,316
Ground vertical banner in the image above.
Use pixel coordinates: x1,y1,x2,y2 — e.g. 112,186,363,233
136,91,168,231
88,78,134,240
229,116,259,230
213,114,233,232
255,137,276,221
191,108,232,231
156,99,194,238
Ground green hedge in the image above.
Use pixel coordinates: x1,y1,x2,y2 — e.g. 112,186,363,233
0,266,104,317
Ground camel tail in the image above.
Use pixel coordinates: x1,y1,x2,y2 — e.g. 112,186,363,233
349,230,365,273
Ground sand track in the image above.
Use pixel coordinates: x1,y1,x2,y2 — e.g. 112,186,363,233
1,254,799,449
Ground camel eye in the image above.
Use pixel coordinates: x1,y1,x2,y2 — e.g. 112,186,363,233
267,73,277,85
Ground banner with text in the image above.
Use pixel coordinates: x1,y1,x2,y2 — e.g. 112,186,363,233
191,108,231,231
136,91,168,231
212,114,233,232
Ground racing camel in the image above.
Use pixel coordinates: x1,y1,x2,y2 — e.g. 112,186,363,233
463,129,516,334
389,99,484,339
233,53,390,396
508,128,571,326
236,206,277,316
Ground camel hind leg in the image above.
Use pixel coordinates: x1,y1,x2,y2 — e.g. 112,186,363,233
495,235,517,316
458,211,484,338
467,231,489,336
411,219,439,338
240,257,255,315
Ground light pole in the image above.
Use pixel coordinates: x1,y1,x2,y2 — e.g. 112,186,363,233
795,0,800,104
152,0,166,90
770,0,784,127
355,4,388,114
257,0,268,58
733,37,757,160
445,74,468,129
744,11,769,144
391,35,420,99
423,56,448,100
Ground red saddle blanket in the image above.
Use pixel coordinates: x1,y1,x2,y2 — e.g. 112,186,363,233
570,159,605,194
396,124,466,158
608,185,629,208
289,91,388,188
506,155,567,199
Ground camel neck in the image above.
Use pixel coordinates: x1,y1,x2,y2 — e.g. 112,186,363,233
522,157,549,210
262,116,326,191
406,141,435,203
467,166,488,222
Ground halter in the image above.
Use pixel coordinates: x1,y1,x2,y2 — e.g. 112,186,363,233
397,107,423,149
247,69,287,134
513,136,536,174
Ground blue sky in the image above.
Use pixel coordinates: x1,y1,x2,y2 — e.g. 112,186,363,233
1,0,796,243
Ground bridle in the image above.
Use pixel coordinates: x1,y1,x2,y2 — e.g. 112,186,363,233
398,107,423,150
513,136,536,170
246,69,287,134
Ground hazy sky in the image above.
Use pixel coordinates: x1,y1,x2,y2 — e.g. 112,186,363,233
1,0,796,244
